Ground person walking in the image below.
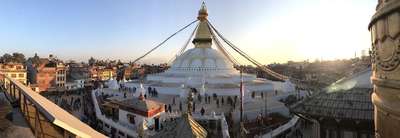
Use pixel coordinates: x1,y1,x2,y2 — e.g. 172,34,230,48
148,87,152,94
193,102,196,112
216,99,220,108
179,102,182,112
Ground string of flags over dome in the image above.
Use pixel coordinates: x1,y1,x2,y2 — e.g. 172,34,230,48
132,2,289,82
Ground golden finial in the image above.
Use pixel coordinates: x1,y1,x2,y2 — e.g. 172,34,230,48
197,2,208,21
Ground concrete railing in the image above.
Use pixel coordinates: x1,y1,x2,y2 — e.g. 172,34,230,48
0,72,106,138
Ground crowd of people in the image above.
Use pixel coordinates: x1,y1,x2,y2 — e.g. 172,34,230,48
118,85,136,93
163,88,245,117
147,87,159,97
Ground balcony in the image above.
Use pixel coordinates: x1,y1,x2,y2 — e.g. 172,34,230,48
0,71,106,138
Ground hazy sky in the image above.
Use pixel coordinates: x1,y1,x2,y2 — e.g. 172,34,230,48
0,0,377,64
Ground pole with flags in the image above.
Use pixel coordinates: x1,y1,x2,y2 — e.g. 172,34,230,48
240,68,244,122
239,68,249,137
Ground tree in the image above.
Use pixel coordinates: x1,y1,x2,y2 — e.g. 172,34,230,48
88,57,96,66
12,52,26,63
0,53,26,63
117,59,123,65
0,53,12,63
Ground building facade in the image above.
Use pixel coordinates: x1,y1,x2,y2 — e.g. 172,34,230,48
0,63,27,85
98,68,115,81
65,63,90,90
89,66,116,81
35,61,66,92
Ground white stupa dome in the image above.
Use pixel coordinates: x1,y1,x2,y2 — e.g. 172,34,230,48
170,48,234,72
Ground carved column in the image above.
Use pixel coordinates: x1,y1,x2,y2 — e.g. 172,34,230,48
369,0,400,137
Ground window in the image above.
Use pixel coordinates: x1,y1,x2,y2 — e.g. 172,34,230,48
127,114,136,124
11,74,16,78
19,74,24,78
118,131,125,136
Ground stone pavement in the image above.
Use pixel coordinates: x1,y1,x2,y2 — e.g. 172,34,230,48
104,88,291,122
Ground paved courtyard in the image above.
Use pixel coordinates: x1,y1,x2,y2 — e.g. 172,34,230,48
99,88,293,122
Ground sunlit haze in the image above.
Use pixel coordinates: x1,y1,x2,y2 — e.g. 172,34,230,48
0,0,376,64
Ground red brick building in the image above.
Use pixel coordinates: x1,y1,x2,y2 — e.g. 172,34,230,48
34,60,66,92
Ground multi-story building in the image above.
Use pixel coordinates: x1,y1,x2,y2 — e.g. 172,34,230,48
65,63,90,90
88,66,98,80
117,66,137,81
33,59,66,92
55,63,66,88
98,68,115,81
67,63,89,81
89,66,116,81
0,63,27,85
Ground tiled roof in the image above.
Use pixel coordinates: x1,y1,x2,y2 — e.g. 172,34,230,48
151,113,207,138
116,98,163,112
291,88,373,121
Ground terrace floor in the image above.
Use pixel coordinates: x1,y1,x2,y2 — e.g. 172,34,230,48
0,92,34,138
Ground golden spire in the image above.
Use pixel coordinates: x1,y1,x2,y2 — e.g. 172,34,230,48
192,2,212,47
197,2,208,21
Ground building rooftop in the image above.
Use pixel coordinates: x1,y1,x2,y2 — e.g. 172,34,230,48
152,113,207,138
116,98,164,117
291,88,373,121
291,67,373,121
